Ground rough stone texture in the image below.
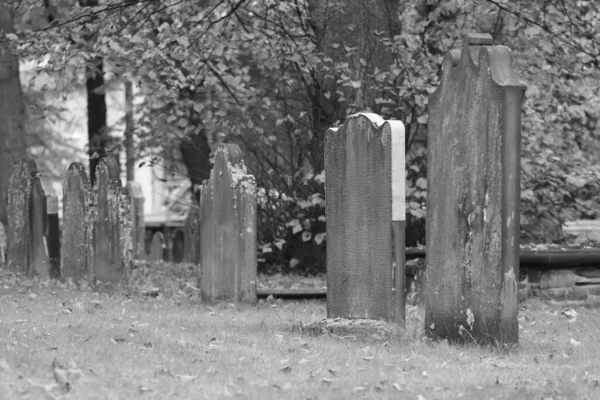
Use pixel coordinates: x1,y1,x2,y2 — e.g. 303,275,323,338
7,159,37,273
62,162,91,279
183,206,200,264
325,113,396,321
29,176,60,279
93,157,122,283
0,221,5,267
424,33,526,345
199,144,257,304
127,181,145,260
148,231,165,261
119,186,133,278
539,269,576,289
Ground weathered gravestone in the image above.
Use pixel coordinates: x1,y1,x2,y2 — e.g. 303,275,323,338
127,181,145,260
183,206,200,264
29,176,60,279
119,186,133,276
325,113,405,322
0,222,5,267
147,231,165,261
93,157,122,283
199,144,257,304
7,159,38,273
425,33,526,345
62,162,91,279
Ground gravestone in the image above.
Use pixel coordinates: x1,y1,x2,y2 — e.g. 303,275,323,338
127,181,145,260
62,162,91,279
183,206,200,264
93,157,122,283
325,113,405,322
425,33,526,345
7,159,38,273
0,222,5,267
29,176,60,279
119,186,133,276
148,231,165,261
199,144,257,303
172,229,185,263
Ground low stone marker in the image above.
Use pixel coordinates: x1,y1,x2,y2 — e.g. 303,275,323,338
93,157,122,283
62,162,91,279
29,175,60,279
425,33,526,344
199,144,257,304
148,231,165,261
183,206,200,264
7,159,38,273
325,113,405,322
127,181,145,260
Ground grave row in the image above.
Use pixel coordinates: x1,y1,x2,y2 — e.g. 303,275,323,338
1,33,525,345
3,143,258,303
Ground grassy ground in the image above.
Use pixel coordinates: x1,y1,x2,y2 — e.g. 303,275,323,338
1,266,600,399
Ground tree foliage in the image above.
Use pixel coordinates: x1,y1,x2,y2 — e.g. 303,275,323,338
6,0,600,271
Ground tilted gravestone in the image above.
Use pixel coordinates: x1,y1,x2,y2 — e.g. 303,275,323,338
425,33,526,345
147,231,165,261
127,181,145,260
183,206,200,264
62,162,92,279
325,113,405,322
29,176,60,279
7,159,38,274
92,157,122,283
199,144,257,304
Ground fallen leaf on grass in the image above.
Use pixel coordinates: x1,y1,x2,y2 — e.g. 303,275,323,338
0,358,10,371
111,338,126,344
139,386,152,393
175,374,197,382
362,356,374,361
52,359,70,392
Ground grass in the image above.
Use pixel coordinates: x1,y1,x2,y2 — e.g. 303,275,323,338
1,266,600,400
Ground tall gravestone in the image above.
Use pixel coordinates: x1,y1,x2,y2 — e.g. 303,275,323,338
183,206,200,264
62,162,91,279
425,33,526,344
0,222,5,267
325,113,405,322
119,186,133,276
93,157,122,283
199,144,257,304
127,181,145,260
29,176,60,279
7,159,38,274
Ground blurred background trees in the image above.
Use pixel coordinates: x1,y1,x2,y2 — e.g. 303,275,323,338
3,0,600,274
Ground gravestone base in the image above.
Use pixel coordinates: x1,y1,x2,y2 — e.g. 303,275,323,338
301,318,402,343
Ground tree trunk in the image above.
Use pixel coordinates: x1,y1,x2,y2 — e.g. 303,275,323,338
86,57,108,186
0,2,28,226
306,0,401,171
124,80,134,182
79,0,108,185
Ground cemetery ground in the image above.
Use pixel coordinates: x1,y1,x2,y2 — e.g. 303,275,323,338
0,264,599,400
